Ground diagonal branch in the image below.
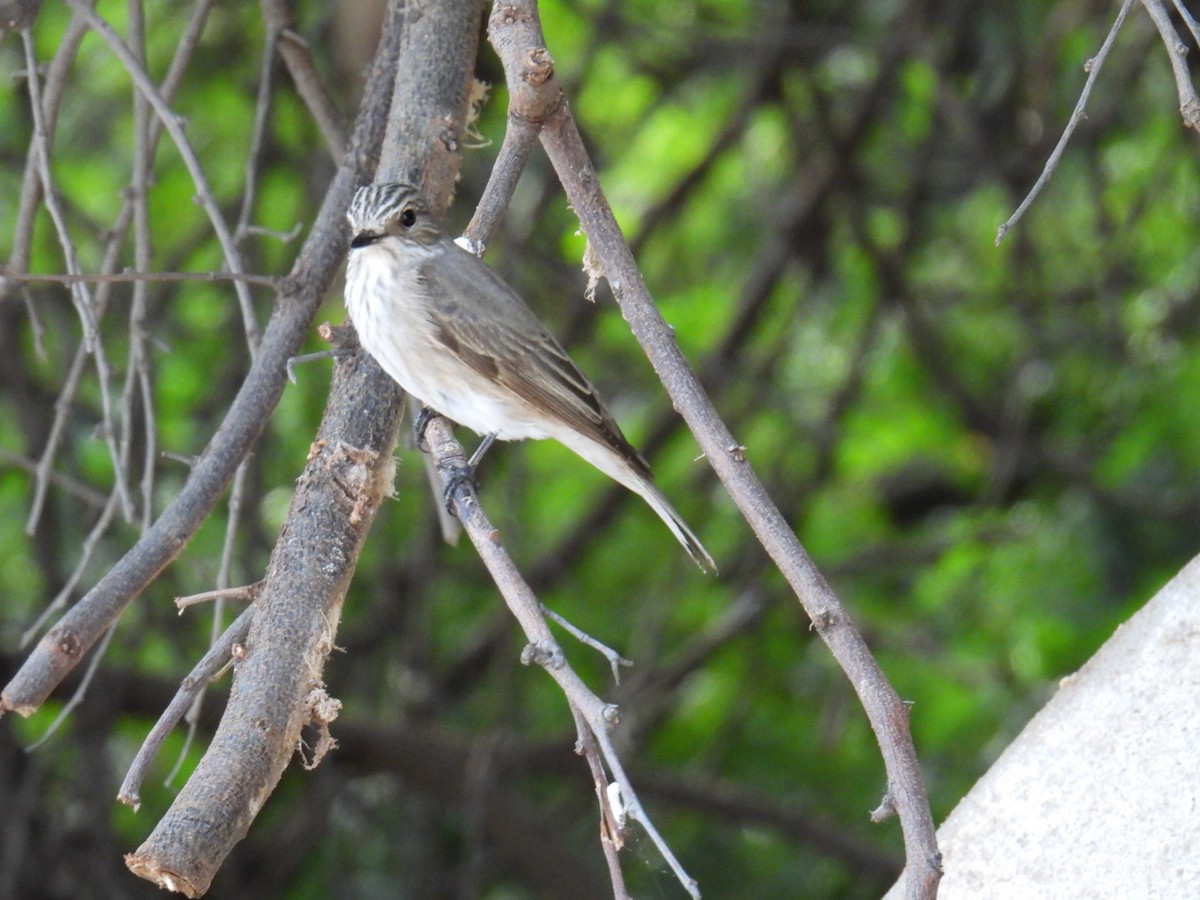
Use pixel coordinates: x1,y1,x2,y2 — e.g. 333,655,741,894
259,0,346,165
423,414,702,898
486,2,940,896
996,0,1136,244
126,344,405,897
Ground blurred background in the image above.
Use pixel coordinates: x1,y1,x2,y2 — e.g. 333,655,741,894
1,1,1197,897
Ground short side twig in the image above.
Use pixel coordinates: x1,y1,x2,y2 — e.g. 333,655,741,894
117,605,256,810
541,604,633,684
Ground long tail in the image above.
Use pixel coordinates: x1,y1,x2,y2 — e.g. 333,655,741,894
558,430,717,573
633,478,718,574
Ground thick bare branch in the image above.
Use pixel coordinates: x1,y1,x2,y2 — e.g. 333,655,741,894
126,349,403,895
124,1,485,891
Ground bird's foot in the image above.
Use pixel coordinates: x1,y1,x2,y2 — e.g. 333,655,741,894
440,434,498,516
413,406,439,453
440,460,480,516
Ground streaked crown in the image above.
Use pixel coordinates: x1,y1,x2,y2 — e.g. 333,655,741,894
346,182,441,247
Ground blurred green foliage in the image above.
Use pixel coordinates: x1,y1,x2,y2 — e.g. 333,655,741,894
1,1,1198,898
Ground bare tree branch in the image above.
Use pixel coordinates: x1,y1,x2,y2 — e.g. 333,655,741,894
1141,0,1200,129
259,0,346,165
20,26,134,525
64,0,261,350
997,0,1136,244
117,604,256,810
485,2,941,896
10,1,216,543
123,1,485,891
0,269,281,287
424,415,701,897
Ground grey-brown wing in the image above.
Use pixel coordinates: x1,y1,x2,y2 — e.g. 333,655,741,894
427,247,652,480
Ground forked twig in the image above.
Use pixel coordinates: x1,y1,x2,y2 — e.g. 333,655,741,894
1141,0,1200,129
541,604,634,684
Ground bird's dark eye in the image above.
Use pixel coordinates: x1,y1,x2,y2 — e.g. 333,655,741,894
400,208,416,227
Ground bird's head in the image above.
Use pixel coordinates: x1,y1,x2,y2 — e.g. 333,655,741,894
346,182,442,250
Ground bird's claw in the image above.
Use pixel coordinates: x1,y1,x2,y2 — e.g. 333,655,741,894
413,406,438,453
441,461,480,516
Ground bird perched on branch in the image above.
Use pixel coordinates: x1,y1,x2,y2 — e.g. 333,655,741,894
344,181,715,573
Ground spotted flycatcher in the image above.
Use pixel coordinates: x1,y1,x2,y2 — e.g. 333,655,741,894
344,182,715,573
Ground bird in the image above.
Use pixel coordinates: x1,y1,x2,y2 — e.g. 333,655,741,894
343,181,715,573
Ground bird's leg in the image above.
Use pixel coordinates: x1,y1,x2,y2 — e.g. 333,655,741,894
466,432,497,471
441,433,497,516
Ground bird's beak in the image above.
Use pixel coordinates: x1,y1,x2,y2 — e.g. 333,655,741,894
350,231,382,249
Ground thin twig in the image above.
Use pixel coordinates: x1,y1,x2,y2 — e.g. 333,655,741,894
1171,0,1200,47
26,342,92,536
20,491,121,648
1142,0,1200,129
216,467,249,607
118,604,256,809
175,584,258,611
127,0,155,533
234,21,280,248
573,705,633,900
21,27,135,524
17,30,99,348
0,267,281,287
425,415,702,897
996,0,1136,245
542,604,633,684
0,447,108,508
286,347,351,383
64,0,261,348
259,0,346,164
24,622,118,750
0,8,90,304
